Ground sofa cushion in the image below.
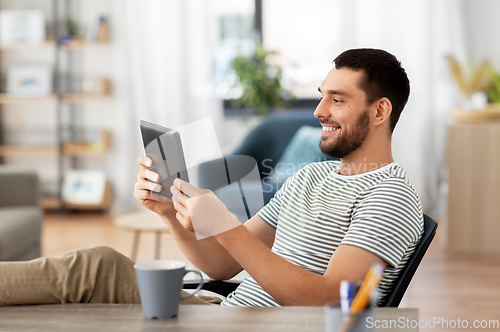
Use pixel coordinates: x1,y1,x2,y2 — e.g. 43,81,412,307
0,206,42,261
0,169,39,208
232,114,322,177
269,126,333,183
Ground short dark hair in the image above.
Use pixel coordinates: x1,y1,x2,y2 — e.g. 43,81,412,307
333,48,410,133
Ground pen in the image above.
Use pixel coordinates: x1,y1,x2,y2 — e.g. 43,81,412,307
340,280,352,314
340,280,357,314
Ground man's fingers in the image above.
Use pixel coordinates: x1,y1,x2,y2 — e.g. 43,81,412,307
173,202,194,231
173,201,188,215
170,184,187,203
134,182,168,202
173,178,203,197
134,188,152,201
135,187,168,202
150,192,169,202
135,180,162,193
137,155,152,168
138,168,160,182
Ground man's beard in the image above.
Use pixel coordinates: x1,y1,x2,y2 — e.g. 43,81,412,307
319,109,370,159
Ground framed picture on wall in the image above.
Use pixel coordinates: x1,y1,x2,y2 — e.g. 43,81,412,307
6,64,53,96
0,10,45,44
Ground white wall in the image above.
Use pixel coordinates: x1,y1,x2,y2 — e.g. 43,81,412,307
461,0,500,65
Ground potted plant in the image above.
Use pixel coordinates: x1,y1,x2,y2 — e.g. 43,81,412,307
445,55,491,111
230,45,293,115
445,55,500,120
487,66,500,104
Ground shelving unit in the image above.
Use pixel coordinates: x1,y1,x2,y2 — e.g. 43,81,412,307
0,0,112,211
0,145,57,156
0,94,58,104
0,41,56,50
0,94,109,104
0,132,110,157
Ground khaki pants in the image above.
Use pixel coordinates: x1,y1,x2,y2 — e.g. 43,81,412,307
0,246,220,306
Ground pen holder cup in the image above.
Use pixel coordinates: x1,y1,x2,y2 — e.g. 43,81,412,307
324,302,374,332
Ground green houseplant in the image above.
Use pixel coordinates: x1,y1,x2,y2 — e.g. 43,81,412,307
487,66,500,104
446,55,500,106
230,46,293,115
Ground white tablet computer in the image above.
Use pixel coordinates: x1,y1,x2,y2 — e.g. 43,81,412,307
140,120,189,199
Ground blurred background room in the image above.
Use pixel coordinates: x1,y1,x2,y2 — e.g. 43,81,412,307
0,0,499,330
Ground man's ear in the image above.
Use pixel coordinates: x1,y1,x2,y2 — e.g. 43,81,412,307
372,97,392,127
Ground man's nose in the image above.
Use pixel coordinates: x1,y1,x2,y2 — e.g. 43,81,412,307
313,99,328,119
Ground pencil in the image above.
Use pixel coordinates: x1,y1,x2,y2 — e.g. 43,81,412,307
349,263,384,314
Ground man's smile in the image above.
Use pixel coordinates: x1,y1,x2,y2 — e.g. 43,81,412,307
321,125,341,136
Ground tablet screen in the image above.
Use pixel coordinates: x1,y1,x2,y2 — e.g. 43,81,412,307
140,120,189,199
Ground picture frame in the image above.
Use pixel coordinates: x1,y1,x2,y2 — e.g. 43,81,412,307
6,64,53,96
0,10,45,44
62,170,106,205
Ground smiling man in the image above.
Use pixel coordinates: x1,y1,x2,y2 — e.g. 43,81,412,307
0,48,423,308
138,48,423,306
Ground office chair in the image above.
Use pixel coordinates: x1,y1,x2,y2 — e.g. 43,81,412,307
184,215,438,307
379,214,438,307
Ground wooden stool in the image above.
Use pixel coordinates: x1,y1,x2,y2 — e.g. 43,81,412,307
114,211,170,261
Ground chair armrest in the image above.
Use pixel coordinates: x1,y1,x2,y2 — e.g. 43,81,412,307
183,279,240,297
0,168,40,208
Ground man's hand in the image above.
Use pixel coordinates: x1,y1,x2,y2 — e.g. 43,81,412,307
133,155,176,218
170,179,241,239
133,156,248,280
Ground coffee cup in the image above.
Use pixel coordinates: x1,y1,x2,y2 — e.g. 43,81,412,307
134,260,204,319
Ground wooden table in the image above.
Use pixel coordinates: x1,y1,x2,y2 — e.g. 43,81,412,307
0,304,418,332
114,211,170,260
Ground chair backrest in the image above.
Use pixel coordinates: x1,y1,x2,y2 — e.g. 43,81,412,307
380,214,438,307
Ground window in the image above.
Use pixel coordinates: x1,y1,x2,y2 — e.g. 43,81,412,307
263,0,339,99
212,0,338,113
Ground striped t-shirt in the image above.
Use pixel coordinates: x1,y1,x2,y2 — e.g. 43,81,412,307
221,161,423,307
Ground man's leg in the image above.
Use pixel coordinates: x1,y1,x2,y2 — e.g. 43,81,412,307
0,246,220,306
0,246,140,306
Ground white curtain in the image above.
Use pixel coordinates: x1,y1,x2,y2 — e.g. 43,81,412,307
333,0,467,217
109,0,222,212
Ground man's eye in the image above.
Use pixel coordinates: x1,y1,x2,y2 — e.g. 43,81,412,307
333,99,342,103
